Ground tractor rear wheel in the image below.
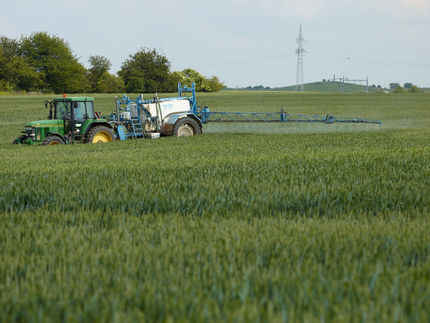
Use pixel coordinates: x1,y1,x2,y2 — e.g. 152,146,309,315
42,136,65,145
172,117,201,137
85,126,115,144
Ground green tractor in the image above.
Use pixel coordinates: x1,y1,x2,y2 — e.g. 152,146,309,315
13,97,115,145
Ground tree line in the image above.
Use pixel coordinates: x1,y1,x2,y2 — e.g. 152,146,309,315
0,32,224,94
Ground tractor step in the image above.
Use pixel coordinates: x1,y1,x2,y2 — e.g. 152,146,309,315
144,133,160,139
130,118,143,138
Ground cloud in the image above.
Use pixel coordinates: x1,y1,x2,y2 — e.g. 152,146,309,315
233,0,430,19
380,0,430,18
0,20,14,35
233,0,323,18
62,0,89,9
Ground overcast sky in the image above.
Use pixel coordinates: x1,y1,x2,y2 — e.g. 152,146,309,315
2,0,430,88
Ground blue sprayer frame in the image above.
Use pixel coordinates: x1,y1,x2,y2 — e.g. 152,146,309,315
111,81,382,140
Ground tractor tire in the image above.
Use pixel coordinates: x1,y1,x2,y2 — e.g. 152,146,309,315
85,126,115,144
172,117,201,137
42,135,65,146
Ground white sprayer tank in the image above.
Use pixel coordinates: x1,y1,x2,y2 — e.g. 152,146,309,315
141,99,191,122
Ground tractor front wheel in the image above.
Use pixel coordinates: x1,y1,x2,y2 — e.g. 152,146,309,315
172,118,201,137
85,126,115,144
42,136,65,145
13,135,27,144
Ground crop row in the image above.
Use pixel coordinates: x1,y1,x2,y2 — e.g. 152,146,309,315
1,212,429,322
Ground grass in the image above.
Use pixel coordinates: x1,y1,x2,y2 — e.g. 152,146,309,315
0,91,429,322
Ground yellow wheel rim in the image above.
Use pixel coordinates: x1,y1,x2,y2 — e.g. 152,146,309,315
92,131,112,143
48,141,60,145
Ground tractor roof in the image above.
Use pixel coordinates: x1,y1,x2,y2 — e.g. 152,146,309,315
54,97,94,102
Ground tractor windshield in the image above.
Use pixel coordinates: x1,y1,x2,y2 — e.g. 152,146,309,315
56,102,71,119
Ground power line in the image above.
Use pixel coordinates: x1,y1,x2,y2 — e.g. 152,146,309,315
305,52,430,69
332,76,369,93
306,40,430,60
182,53,296,70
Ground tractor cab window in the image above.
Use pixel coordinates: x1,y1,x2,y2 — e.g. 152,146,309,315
72,102,86,122
86,101,95,119
56,102,71,119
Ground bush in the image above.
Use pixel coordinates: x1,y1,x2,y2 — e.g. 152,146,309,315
392,86,404,93
167,69,224,92
96,74,125,93
408,85,422,93
0,79,15,92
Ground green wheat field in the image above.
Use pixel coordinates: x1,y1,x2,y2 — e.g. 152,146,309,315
0,91,429,322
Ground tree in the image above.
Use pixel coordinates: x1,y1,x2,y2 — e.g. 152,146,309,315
167,71,186,92
168,68,224,92
392,86,404,93
181,68,206,90
389,83,400,90
87,55,123,93
404,82,412,89
202,76,224,92
96,73,125,93
118,48,171,93
0,37,40,91
20,32,88,93
88,55,111,91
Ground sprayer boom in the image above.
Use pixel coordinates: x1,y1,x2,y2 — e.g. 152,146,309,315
198,110,382,125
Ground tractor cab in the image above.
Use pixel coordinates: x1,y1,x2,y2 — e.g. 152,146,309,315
45,97,95,140
47,98,95,121
14,97,115,145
